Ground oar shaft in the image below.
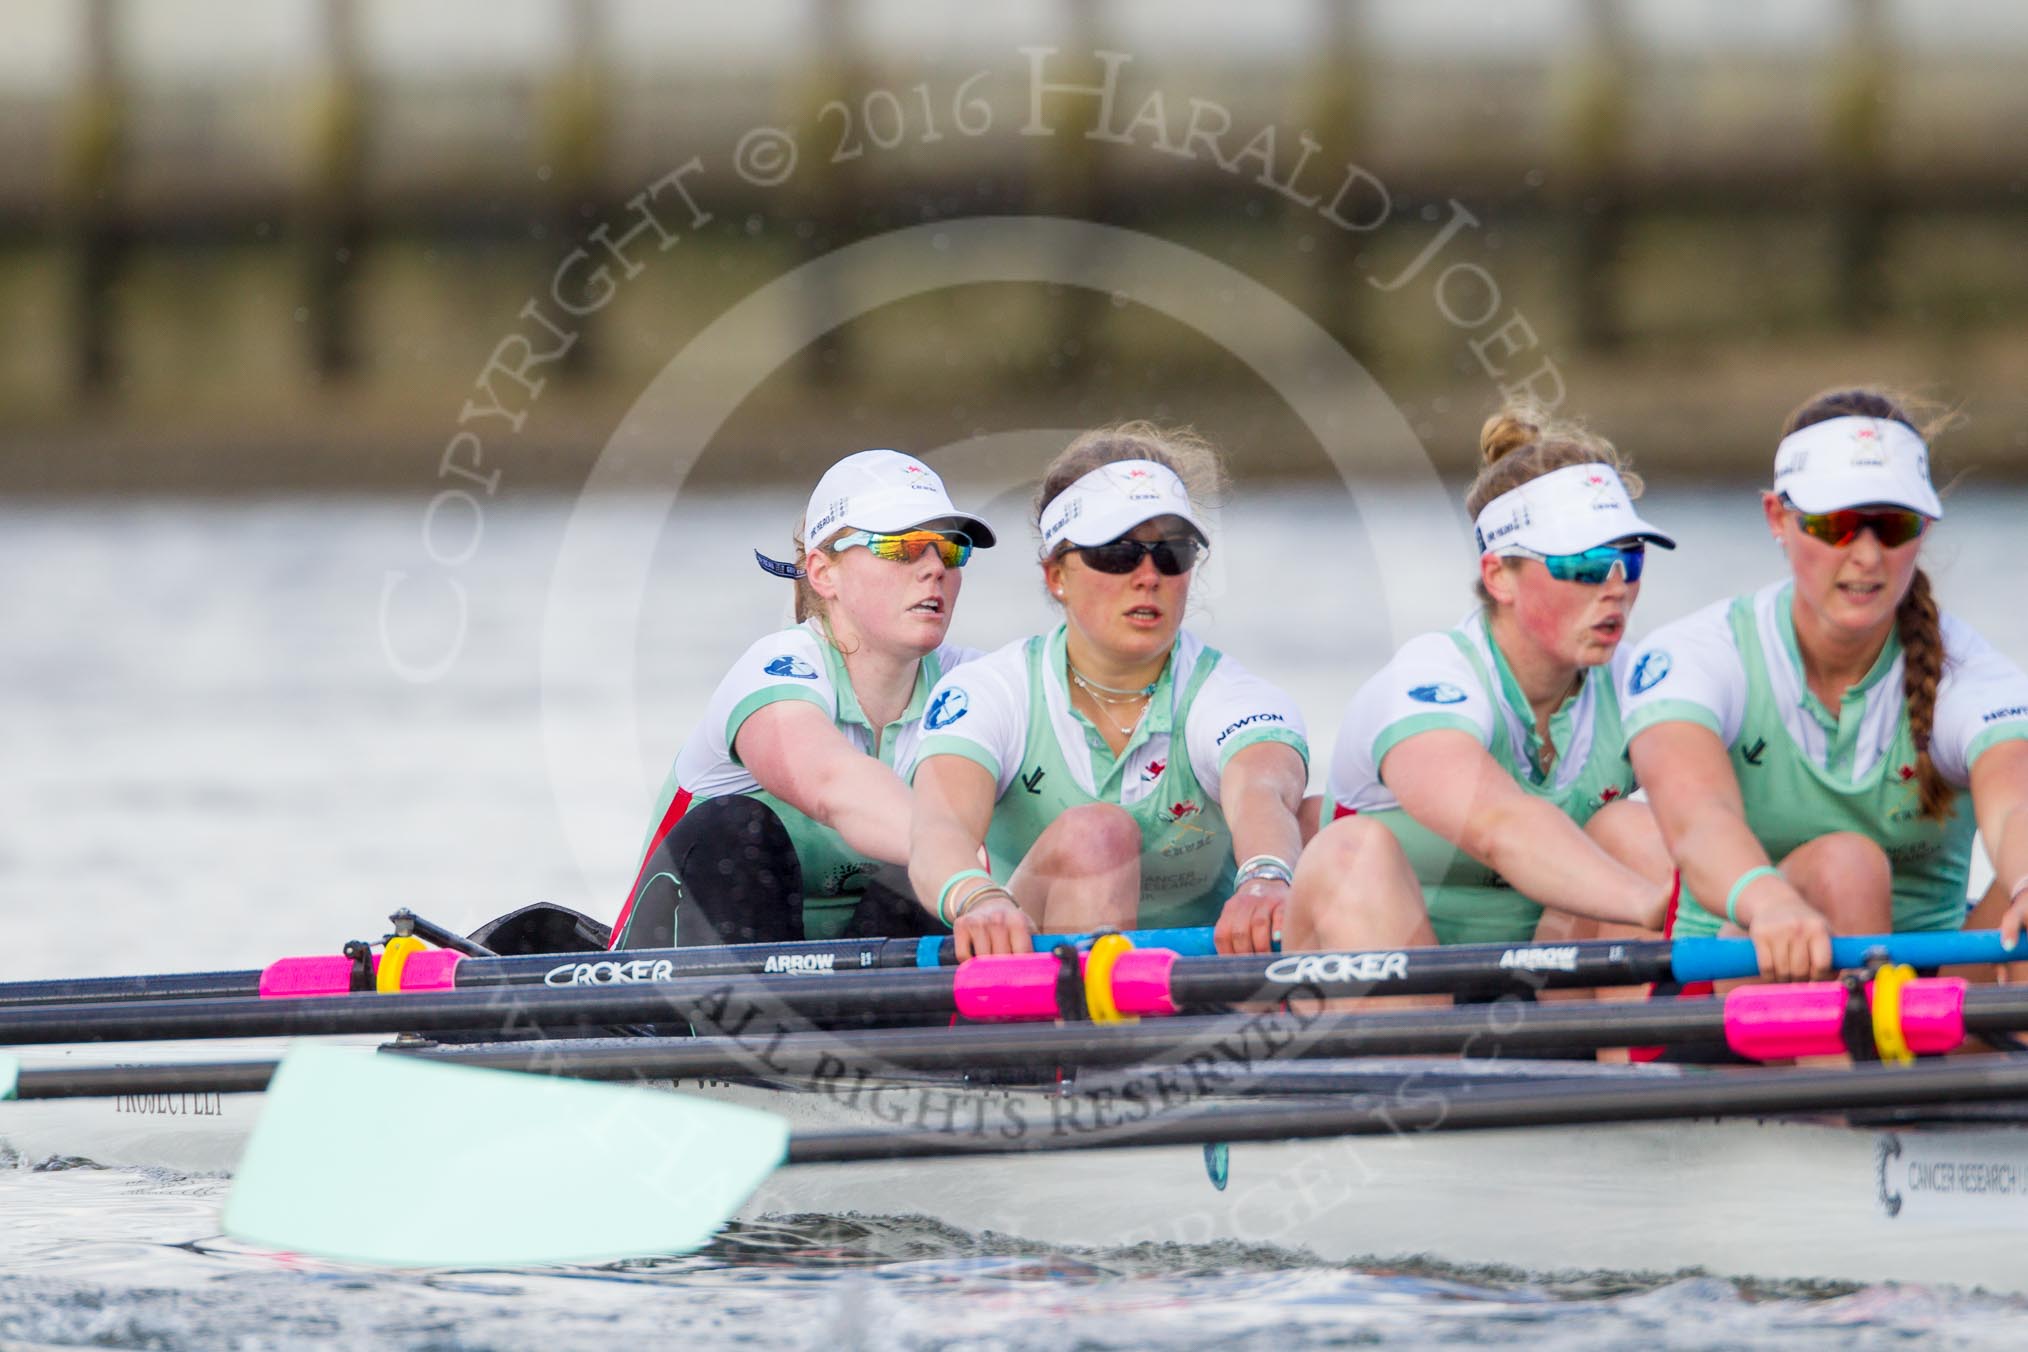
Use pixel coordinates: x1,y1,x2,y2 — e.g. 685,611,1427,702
0,969,958,1046
786,1056,2028,1163
0,969,266,1009
13,1061,277,1098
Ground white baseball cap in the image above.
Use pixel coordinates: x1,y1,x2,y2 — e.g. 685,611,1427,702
1038,459,1209,558
755,450,995,579
1473,462,1676,557
1773,415,1942,519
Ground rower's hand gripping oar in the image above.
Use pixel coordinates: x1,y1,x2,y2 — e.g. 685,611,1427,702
221,1044,789,1267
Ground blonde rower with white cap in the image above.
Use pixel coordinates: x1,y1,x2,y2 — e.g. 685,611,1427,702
1626,388,2028,981
609,450,996,950
907,423,1311,958
1285,405,1676,957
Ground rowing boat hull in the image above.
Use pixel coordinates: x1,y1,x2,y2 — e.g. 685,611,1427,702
7,1048,2028,1293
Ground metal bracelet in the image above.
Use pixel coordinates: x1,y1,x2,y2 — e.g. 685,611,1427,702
951,884,1018,921
1234,854,1294,887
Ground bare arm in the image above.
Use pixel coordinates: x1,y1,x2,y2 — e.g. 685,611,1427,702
1211,742,1308,955
1628,721,1831,978
1384,730,1667,929
734,701,912,865
909,754,1034,957
1970,740,2028,944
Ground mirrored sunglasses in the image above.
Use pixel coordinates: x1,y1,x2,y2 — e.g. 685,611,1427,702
831,529,973,568
1789,506,1929,550
1502,543,1646,585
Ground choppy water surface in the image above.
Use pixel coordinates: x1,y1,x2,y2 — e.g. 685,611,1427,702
5,487,2028,1347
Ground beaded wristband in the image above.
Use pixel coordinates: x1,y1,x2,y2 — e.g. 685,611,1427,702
936,868,992,927
1724,865,1782,926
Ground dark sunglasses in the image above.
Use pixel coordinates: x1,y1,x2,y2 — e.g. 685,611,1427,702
1789,505,1929,550
1073,534,1204,576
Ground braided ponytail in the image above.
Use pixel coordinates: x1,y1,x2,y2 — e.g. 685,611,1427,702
1895,568,1953,820
1782,386,1957,821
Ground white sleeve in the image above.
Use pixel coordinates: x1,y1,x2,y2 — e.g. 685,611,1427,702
1620,600,1747,747
713,628,839,755
1326,632,1493,810
1183,655,1309,802
904,638,1031,797
1930,615,2028,787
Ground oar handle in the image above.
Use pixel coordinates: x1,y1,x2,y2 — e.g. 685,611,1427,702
915,924,1225,966
1670,928,2028,983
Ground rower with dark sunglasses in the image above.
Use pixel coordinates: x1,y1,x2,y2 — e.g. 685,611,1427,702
1626,389,2028,982
907,423,1310,958
607,450,996,950
1286,404,1678,971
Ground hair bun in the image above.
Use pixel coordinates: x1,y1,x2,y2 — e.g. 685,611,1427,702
1478,404,1547,467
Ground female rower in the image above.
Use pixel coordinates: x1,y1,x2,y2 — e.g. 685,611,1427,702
1286,405,1677,957
1625,388,2028,981
907,424,1310,959
608,449,996,949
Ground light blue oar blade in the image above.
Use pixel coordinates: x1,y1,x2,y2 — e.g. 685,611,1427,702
0,1054,16,1101
222,1043,788,1267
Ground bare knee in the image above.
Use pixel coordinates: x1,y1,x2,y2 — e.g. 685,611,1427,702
1783,832,1892,931
1034,803,1142,875
1296,814,1401,886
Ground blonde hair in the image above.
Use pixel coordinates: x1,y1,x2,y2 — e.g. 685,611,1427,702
1781,386,1955,821
1467,402,1644,605
1033,421,1227,552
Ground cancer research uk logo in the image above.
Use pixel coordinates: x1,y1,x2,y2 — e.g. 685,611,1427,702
925,687,969,730
765,654,820,680
1408,683,1468,705
1630,650,1672,695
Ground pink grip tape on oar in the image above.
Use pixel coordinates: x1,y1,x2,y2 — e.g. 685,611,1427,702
258,951,463,999
1722,977,1967,1061
950,949,1182,1022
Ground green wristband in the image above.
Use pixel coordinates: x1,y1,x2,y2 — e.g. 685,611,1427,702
1724,865,1782,926
936,868,993,927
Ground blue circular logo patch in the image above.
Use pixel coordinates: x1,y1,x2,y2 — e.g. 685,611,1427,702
1408,683,1468,706
925,687,970,730
1631,650,1672,695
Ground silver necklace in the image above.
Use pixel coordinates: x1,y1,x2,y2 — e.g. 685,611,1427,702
1068,663,1154,738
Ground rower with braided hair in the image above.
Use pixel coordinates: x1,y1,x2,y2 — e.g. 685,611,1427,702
1625,388,2028,981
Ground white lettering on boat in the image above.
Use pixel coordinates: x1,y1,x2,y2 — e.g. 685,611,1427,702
543,958,677,987
1498,945,1579,973
1262,951,1408,985
762,953,836,975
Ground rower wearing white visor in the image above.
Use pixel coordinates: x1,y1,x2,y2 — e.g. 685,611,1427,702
1287,405,1677,965
1627,388,2028,982
907,423,1310,959
609,449,996,950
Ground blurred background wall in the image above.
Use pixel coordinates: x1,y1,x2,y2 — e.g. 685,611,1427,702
4,0,2027,493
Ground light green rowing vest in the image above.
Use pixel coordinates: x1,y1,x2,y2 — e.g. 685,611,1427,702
745,637,935,941
982,629,1244,929
1668,593,1974,939
1370,617,1638,946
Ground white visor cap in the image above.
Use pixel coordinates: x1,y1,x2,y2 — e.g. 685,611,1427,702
803,449,996,547
1038,459,1209,558
1473,462,1677,557
1773,416,1942,519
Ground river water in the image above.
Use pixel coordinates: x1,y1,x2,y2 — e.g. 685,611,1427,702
3,485,2027,1348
